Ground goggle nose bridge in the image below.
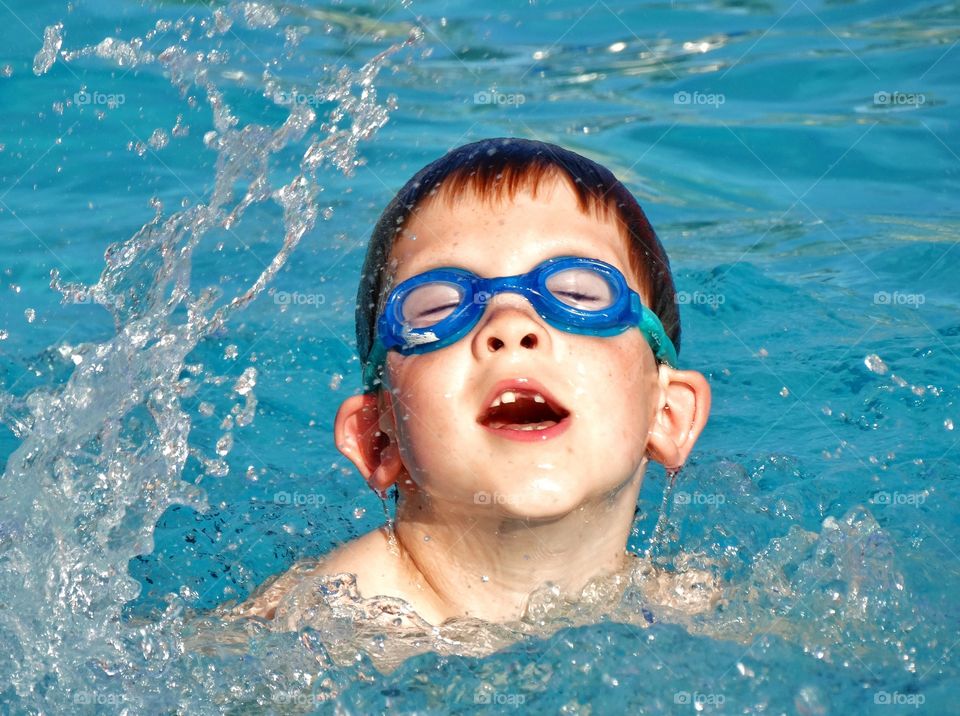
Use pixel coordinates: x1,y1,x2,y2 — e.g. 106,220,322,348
472,274,548,308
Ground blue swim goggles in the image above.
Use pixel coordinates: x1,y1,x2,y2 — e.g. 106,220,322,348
363,256,677,389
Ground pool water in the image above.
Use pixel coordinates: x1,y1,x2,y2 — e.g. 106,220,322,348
1,0,958,712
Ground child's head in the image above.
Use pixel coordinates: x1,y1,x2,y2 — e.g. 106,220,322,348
335,138,709,523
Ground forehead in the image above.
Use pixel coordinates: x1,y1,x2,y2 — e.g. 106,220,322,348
386,175,634,285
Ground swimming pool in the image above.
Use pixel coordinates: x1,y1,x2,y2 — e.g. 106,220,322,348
1,0,957,712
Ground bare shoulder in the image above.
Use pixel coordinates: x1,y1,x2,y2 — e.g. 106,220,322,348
224,527,402,621
321,526,395,575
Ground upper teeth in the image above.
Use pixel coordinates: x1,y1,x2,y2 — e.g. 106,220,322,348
489,390,547,409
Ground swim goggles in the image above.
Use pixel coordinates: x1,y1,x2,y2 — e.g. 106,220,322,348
363,255,677,389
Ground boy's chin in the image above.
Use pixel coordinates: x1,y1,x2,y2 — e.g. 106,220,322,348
467,481,615,522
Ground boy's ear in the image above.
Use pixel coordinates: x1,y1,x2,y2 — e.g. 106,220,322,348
334,392,404,494
645,367,711,470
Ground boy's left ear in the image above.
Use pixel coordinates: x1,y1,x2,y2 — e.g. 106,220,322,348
645,366,711,470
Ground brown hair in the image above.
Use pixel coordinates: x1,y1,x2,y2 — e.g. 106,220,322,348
356,137,680,389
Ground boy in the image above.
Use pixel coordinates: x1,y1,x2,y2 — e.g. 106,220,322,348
232,137,711,626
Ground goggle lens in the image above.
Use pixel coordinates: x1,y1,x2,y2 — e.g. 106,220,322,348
544,267,617,312
401,281,464,328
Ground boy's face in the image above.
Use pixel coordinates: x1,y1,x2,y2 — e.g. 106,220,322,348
378,176,664,520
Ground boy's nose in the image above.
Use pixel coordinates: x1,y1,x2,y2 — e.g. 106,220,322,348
473,294,548,355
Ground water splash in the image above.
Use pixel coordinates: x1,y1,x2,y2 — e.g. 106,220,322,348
2,5,419,711
645,467,681,561
31,21,62,75
200,498,905,694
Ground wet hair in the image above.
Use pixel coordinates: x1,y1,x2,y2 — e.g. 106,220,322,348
356,137,680,390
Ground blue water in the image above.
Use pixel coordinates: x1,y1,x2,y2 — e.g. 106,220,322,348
1,0,958,713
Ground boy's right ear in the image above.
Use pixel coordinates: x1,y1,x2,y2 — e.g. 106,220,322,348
334,393,404,494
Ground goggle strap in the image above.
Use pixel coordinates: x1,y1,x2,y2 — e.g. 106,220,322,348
363,341,387,392
631,294,678,367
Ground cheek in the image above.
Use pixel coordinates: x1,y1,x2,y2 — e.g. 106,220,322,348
386,354,466,462
569,341,656,444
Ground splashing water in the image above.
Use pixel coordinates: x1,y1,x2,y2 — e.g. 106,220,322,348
4,4,420,711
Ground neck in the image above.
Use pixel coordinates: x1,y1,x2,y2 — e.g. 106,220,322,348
390,473,643,623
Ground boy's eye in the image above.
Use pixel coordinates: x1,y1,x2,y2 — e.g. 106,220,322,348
546,269,615,311
554,290,601,304
402,282,464,328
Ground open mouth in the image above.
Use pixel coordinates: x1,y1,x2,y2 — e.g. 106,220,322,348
477,386,570,432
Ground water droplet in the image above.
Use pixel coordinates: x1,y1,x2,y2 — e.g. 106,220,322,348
206,459,229,477
148,128,169,150
172,114,189,138
242,2,279,28
864,353,888,375
215,432,233,456
329,373,343,390
353,507,366,519
24,308,36,323
233,366,257,395
32,23,63,76
946,418,954,431
779,386,789,397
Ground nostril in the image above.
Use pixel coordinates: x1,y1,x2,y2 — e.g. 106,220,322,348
520,333,537,349
487,336,504,351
